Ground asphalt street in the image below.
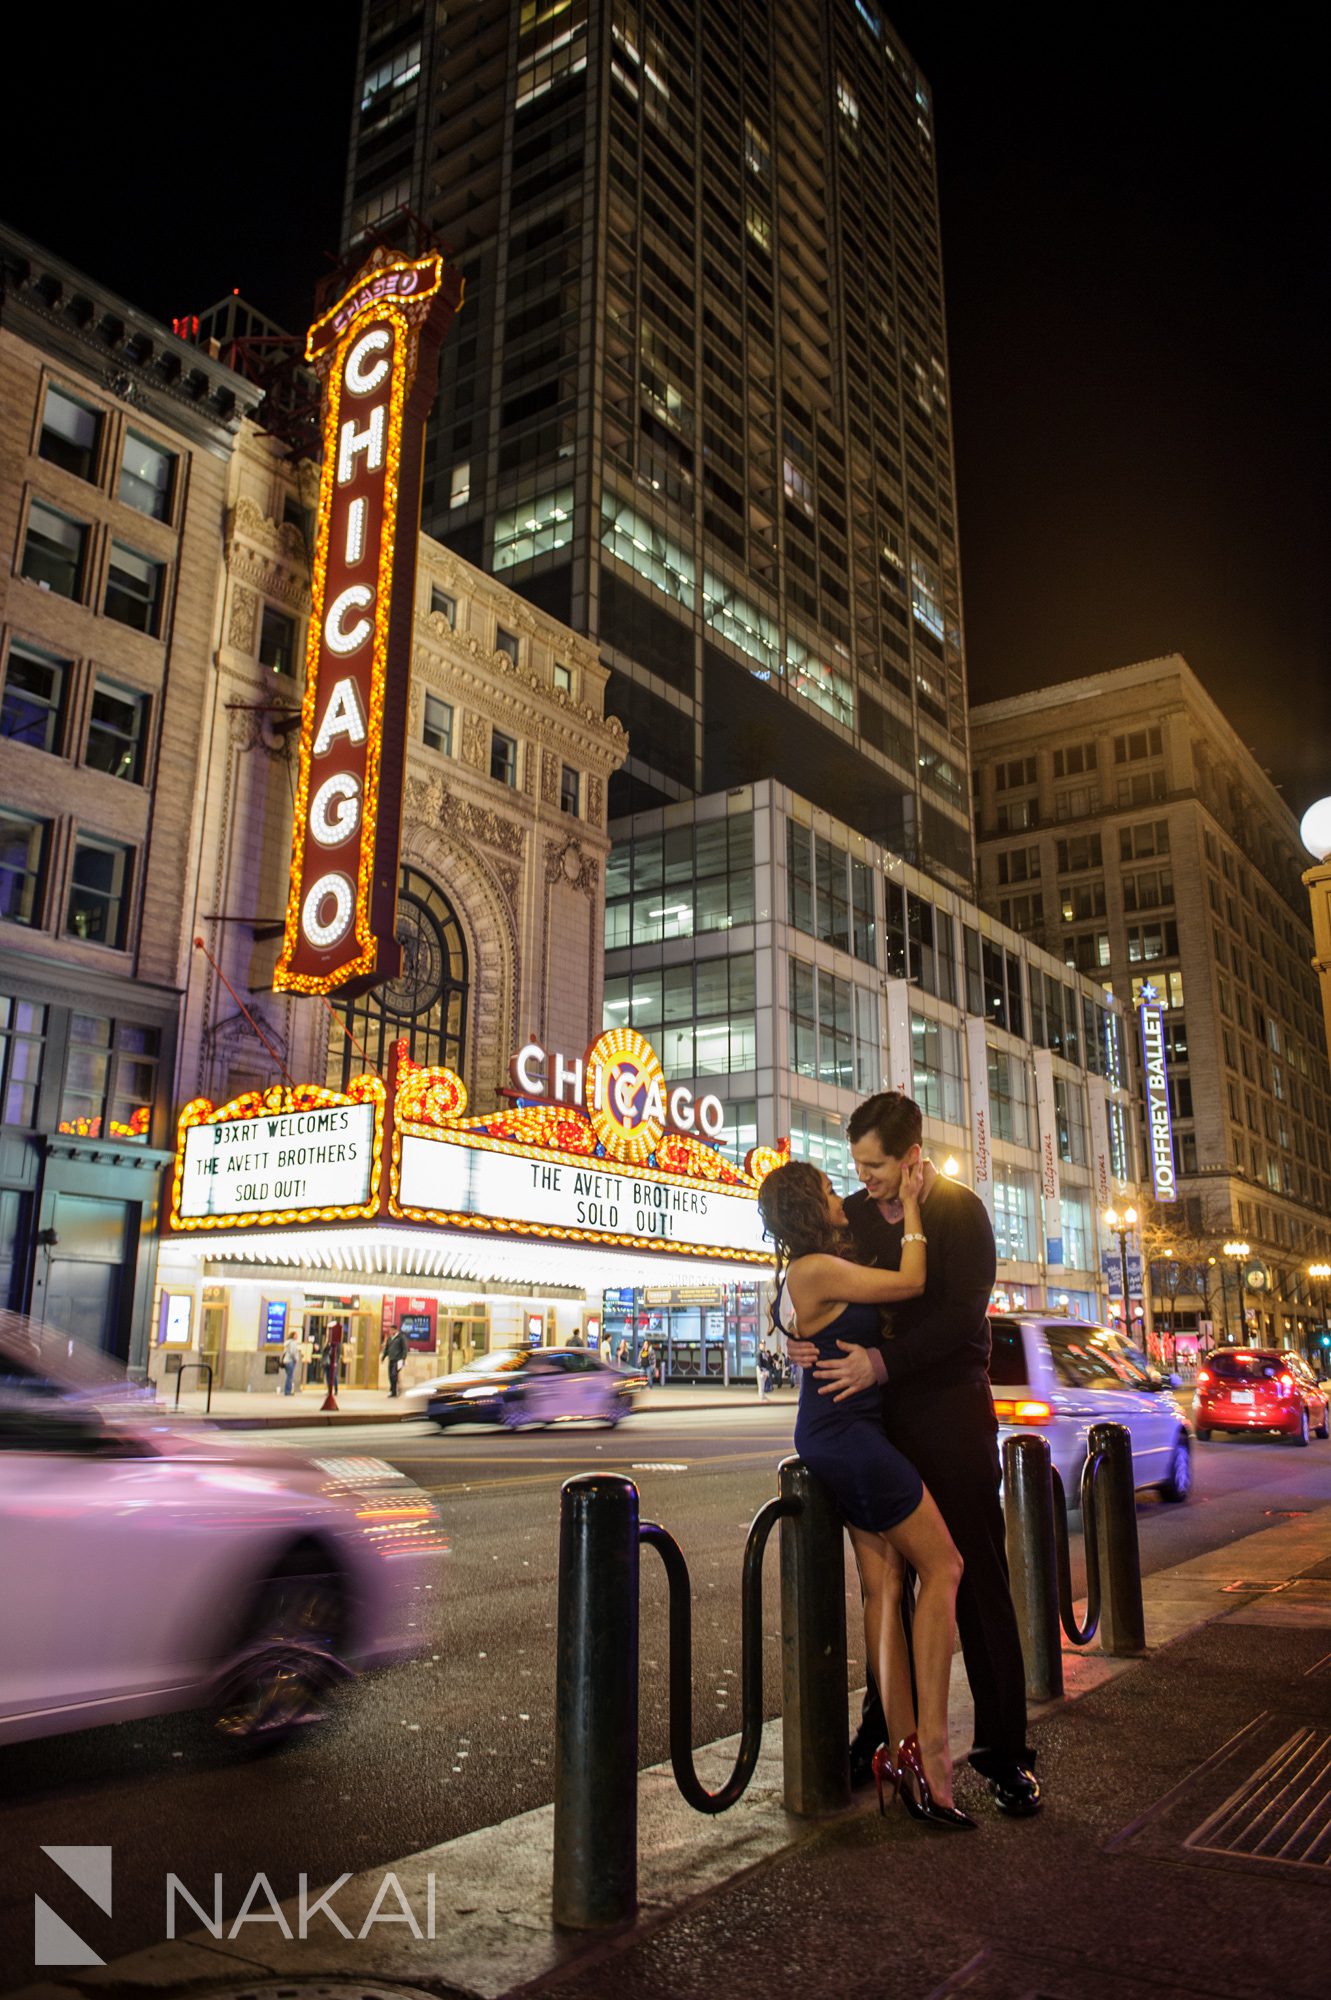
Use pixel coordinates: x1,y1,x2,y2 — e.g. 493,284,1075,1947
3,1405,1330,1991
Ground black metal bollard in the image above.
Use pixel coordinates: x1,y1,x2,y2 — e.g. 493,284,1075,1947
1001,1434,1064,1701
777,1456,850,1816
552,1474,640,1929
1087,1422,1146,1656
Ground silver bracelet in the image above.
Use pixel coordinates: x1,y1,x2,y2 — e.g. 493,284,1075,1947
902,1232,926,1244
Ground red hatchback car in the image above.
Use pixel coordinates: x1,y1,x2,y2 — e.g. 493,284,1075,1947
1194,1348,1330,1446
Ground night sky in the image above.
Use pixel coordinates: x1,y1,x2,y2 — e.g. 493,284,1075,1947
4,5,1325,819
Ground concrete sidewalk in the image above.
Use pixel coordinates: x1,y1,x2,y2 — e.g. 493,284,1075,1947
166,1381,798,1427
19,1503,1331,2000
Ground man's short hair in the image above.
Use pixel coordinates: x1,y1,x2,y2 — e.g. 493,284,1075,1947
846,1091,923,1157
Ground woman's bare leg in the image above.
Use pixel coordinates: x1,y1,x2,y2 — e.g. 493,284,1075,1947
848,1527,915,1763
882,1490,964,1807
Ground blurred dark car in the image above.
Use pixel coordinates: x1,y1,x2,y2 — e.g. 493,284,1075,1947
415,1346,641,1431
1193,1347,1330,1445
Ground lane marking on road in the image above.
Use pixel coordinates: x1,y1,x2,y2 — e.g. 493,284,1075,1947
631,1462,690,1472
389,1446,783,1493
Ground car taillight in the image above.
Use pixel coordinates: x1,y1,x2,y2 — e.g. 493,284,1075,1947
1196,1369,1211,1387
1278,1373,1294,1394
992,1398,1053,1425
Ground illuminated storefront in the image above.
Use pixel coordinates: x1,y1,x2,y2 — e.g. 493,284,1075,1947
153,1030,783,1393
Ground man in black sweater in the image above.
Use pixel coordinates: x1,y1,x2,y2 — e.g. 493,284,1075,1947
784,1090,1040,1817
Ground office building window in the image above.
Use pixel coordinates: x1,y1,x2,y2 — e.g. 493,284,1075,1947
56,1015,159,1142
423,695,453,755
605,955,756,1078
1127,919,1178,963
495,627,519,665
85,680,148,783
21,501,87,599
0,994,47,1127
1055,833,1101,872
1122,867,1173,911
1119,819,1170,861
987,1049,1030,1146
787,822,876,964
1113,727,1163,762
119,432,175,520
605,814,754,948
66,836,132,947
992,1170,1036,1263
995,798,1037,833
601,491,697,608
1,643,67,754
995,756,1037,791
911,1013,964,1124
1054,1075,1088,1165
490,729,517,786
104,544,165,635
0,812,48,927
560,765,580,816
1115,770,1167,807
429,586,456,625
1052,742,1096,778
449,462,471,508
39,385,101,480
997,845,1041,885
258,604,298,676
493,487,573,571
554,662,573,693
789,960,879,1094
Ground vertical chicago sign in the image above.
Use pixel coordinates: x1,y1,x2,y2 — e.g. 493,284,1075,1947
275,249,463,997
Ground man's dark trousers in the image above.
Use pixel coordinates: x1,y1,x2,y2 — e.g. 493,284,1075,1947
873,1377,1032,1774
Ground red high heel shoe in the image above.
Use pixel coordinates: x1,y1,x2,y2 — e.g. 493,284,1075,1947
895,1734,977,1830
871,1743,900,1815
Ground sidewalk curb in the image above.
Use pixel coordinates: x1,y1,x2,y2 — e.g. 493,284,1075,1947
186,1392,799,1430
16,1503,1329,2000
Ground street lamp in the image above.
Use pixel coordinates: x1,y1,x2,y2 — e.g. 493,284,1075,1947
1104,1204,1137,1330
1223,1239,1250,1344
1299,799,1331,1086
1310,1262,1331,1355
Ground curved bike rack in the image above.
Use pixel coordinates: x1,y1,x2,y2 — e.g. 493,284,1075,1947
172,1360,215,1414
551,1456,849,1931
1002,1423,1146,1703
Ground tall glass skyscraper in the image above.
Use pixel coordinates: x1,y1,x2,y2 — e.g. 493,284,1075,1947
343,0,973,886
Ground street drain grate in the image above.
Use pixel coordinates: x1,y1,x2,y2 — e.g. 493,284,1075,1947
1184,1724,1331,1871
1221,1579,1290,1593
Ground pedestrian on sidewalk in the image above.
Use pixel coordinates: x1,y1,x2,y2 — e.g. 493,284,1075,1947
280,1332,302,1395
756,1341,773,1397
616,1336,631,1367
639,1339,656,1386
784,1090,1041,1820
383,1325,408,1397
760,1154,973,1828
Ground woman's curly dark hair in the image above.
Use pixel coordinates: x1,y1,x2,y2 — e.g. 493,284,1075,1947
758,1161,843,1340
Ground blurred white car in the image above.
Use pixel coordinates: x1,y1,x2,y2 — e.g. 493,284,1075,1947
0,1315,446,1748
987,1313,1193,1507
416,1345,642,1430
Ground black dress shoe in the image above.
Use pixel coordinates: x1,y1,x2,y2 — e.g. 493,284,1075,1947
988,1766,1042,1816
849,1736,883,1788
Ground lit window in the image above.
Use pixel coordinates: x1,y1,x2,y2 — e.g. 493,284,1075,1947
490,730,517,787
836,77,860,129
909,553,944,639
21,501,87,600
600,492,696,608
1,643,67,755
423,695,453,755
119,432,175,520
39,386,101,481
259,604,298,676
360,37,421,111
744,118,770,179
66,836,133,948
745,202,771,250
104,544,165,635
0,812,49,927
560,765,580,816
449,462,471,508
85,681,148,784
0,994,47,1127
553,662,573,693
493,486,573,572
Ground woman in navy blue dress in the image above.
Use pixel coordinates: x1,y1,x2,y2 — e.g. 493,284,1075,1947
759,1158,972,1828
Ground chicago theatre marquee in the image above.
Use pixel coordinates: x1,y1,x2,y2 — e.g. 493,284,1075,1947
156,247,768,1391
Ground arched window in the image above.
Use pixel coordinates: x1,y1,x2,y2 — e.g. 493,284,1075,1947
327,867,468,1089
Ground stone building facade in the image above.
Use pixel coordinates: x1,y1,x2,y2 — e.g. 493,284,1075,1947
179,418,627,1125
0,222,262,1361
971,656,1331,1350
